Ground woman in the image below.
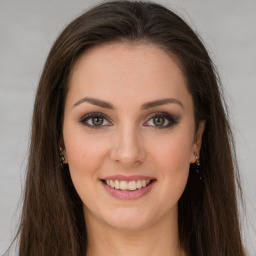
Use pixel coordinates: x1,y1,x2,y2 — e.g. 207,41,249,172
13,1,245,255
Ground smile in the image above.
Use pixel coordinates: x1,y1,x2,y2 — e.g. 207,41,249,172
104,179,151,191
101,175,156,200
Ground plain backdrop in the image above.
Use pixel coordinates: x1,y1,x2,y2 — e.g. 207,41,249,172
0,0,255,254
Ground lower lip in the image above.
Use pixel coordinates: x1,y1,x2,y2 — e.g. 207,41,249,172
102,181,155,200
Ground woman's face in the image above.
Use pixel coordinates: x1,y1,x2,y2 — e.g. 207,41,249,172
62,43,204,231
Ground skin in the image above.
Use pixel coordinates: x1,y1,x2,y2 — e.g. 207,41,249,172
62,42,205,256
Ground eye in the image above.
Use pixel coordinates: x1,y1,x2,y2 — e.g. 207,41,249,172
145,113,178,128
80,113,111,128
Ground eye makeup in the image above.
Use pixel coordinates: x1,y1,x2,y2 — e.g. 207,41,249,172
79,111,179,130
144,112,179,129
79,112,112,129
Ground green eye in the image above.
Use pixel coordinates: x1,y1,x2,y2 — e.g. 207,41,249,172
80,113,110,128
145,113,178,129
92,117,104,126
153,116,165,126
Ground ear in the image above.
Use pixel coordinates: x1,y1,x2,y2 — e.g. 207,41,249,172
190,120,206,164
59,138,65,149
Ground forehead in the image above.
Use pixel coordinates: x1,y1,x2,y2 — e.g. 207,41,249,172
67,42,192,109
71,42,184,83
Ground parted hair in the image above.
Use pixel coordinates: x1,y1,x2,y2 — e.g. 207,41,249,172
12,1,245,255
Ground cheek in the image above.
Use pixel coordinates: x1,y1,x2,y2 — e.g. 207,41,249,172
148,130,193,199
63,132,109,205
157,143,191,191
63,127,108,179
151,132,193,172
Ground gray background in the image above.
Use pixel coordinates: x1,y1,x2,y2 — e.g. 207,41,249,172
0,0,255,254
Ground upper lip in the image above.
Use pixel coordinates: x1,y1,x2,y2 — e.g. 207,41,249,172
101,175,156,181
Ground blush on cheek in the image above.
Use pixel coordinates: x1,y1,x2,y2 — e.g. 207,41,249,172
153,139,191,193
66,139,105,176
155,140,192,165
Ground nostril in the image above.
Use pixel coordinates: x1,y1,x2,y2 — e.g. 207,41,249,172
110,138,146,166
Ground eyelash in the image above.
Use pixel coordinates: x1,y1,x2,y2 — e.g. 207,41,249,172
79,112,178,129
145,112,178,129
79,112,110,129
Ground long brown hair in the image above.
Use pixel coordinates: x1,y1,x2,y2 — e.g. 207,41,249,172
12,1,246,255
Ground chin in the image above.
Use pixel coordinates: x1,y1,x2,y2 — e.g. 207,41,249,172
106,218,150,231
100,207,157,231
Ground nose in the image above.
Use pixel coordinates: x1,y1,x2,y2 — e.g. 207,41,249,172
110,125,146,168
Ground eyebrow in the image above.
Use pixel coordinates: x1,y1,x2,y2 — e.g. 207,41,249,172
141,98,184,110
73,97,184,110
73,97,115,109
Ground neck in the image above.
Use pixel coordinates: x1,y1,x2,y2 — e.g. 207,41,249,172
84,209,185,256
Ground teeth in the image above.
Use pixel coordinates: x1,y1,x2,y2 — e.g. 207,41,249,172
114,180,120,189
110,180,115,188
120,180,128,190
128,181,137,190
105,179,151,190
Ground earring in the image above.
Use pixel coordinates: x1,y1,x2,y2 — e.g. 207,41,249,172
59,147,66,166
194,152,202,181
194,152,200,166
